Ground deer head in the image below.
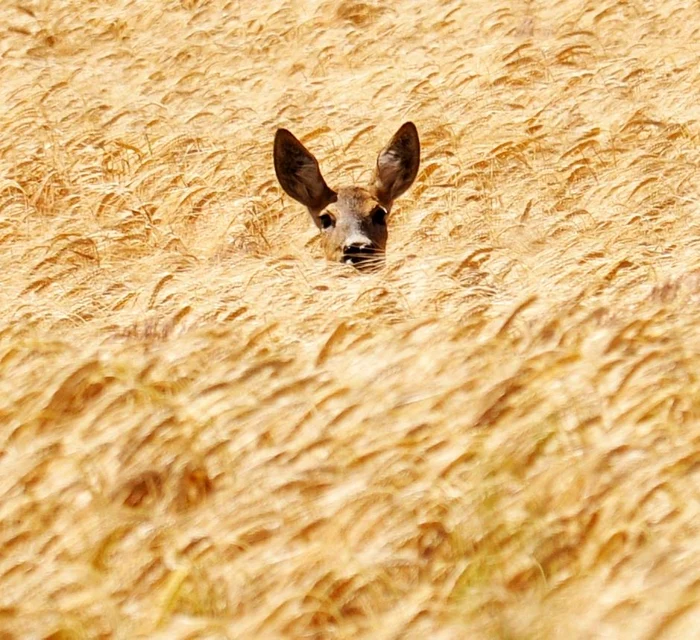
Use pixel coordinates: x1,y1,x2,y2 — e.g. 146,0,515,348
273,122,420,269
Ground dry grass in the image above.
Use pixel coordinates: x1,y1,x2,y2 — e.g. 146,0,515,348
1,0,700,637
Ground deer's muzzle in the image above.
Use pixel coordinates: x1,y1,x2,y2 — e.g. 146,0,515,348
342,243,383,270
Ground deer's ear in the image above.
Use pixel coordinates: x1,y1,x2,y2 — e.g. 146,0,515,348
373,122,420,209
274,129,337,212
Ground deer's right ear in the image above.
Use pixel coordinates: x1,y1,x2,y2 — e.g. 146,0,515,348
373,122,420,209
274,129,337,213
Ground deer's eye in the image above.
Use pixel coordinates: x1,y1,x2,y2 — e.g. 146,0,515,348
371,205,388,226
319,213,335,229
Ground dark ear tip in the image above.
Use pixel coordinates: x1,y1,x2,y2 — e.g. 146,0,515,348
399,121,418,135
396,122,420,152
274,128,296,145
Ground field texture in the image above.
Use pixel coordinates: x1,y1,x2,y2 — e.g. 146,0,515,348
1,0,700,637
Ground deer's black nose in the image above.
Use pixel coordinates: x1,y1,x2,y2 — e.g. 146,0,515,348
342,242,380,269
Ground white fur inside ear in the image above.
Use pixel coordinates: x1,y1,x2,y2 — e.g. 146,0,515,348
377,150,402,181
373,123,420,205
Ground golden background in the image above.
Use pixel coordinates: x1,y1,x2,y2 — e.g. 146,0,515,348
1,0,699,637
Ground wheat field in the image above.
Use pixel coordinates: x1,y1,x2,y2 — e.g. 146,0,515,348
1,0,700,638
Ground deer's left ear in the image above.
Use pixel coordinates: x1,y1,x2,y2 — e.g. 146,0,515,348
373,122,420,209
274,128,337,214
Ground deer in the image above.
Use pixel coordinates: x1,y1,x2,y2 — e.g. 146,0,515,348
273,122,420,270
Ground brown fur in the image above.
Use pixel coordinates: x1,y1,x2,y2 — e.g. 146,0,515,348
274,123,420,268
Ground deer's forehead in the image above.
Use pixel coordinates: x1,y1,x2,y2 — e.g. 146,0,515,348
332,186,377,216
